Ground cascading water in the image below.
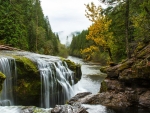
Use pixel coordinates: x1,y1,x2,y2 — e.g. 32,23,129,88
37,59,74,108
0,57,17,106
0,51,75,108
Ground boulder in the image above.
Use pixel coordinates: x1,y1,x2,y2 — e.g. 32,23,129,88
100,79,124,93
67,92,92,105
51,104,88,113
99,43,150,108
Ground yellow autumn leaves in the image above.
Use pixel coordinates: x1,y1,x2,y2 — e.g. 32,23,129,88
81,2,113,61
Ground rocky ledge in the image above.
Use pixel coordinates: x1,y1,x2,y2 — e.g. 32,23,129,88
98,43,150,108
63,43,150,109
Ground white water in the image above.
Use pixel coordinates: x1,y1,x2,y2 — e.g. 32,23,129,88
0,106,52,113
37,59,74,108
0,57,17,106
67,56,107,94
0,51,75,108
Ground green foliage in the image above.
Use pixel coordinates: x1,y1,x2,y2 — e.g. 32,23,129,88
0,0,67,57
100,0,150,62
69,30,89,57
69,0,150,63
57,44,68,58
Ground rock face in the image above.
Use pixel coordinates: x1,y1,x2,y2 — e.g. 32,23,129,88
99,43,150,108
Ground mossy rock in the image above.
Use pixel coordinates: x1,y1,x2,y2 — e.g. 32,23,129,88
137,44,150,59
118,59,134,72
14,56,39,78
100,66,109,73
63,59,76,70
12,56,41,106
62,59,82,83
14,78,41,106
0,72,6,92
135,42,146,53
99,80,108,93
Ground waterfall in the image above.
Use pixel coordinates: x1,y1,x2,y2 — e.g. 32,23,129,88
0,51,75,108
37,59,74,108
0,57,17,106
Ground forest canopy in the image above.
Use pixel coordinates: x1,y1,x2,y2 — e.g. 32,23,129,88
70,0,150,64
0,0,68,57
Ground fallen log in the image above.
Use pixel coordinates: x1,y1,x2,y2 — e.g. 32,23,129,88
0,45,22,51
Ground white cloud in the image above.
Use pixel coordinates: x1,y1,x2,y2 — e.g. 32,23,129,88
40,0,105,44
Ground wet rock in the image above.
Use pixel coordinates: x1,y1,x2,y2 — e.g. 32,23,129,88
67,92,132,108
51,104,88,113
139,90,150,108
21,106,35,113
98,92,131,107
100,79,124,93
51,105,62,113
68,92,92,105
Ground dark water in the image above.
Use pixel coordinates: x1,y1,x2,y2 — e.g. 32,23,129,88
67,56,150,113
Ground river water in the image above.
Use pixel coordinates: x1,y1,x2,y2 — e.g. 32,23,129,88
67,56,107,95
67,56,150,113
0,55,150,113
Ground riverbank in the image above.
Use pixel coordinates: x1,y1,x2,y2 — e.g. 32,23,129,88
99,43,150,108
67,43,150,110
50,43,150,113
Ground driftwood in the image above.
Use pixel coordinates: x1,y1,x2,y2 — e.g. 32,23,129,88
0,45,22,51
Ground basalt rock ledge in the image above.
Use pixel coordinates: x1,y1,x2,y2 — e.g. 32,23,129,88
99,43,150,108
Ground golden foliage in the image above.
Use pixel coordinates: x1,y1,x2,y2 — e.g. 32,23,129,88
81,45,99,60
81,2,113,60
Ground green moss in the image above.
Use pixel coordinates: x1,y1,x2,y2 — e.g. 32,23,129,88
100,66,109,73
14,56,38,73
0,72,6,81
135,42,146,53
63,59,76,70
137,49,147,58
0,72,6,92
62,59,82,83
11,56,41,105
118,60,134,72
100,80,108,93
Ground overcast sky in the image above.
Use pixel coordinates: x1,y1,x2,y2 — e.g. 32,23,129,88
40,0,104,44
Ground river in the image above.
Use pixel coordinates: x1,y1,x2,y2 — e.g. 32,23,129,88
67,56,150,113
0,54,150,113
67,56,107,95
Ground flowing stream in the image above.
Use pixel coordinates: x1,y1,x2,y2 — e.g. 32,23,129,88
67,56,150,113
0,53,150,113
0,51,75,112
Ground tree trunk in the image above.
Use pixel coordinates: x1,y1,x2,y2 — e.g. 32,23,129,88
107,47,113,61
125,0,130,59
36,15,38,52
